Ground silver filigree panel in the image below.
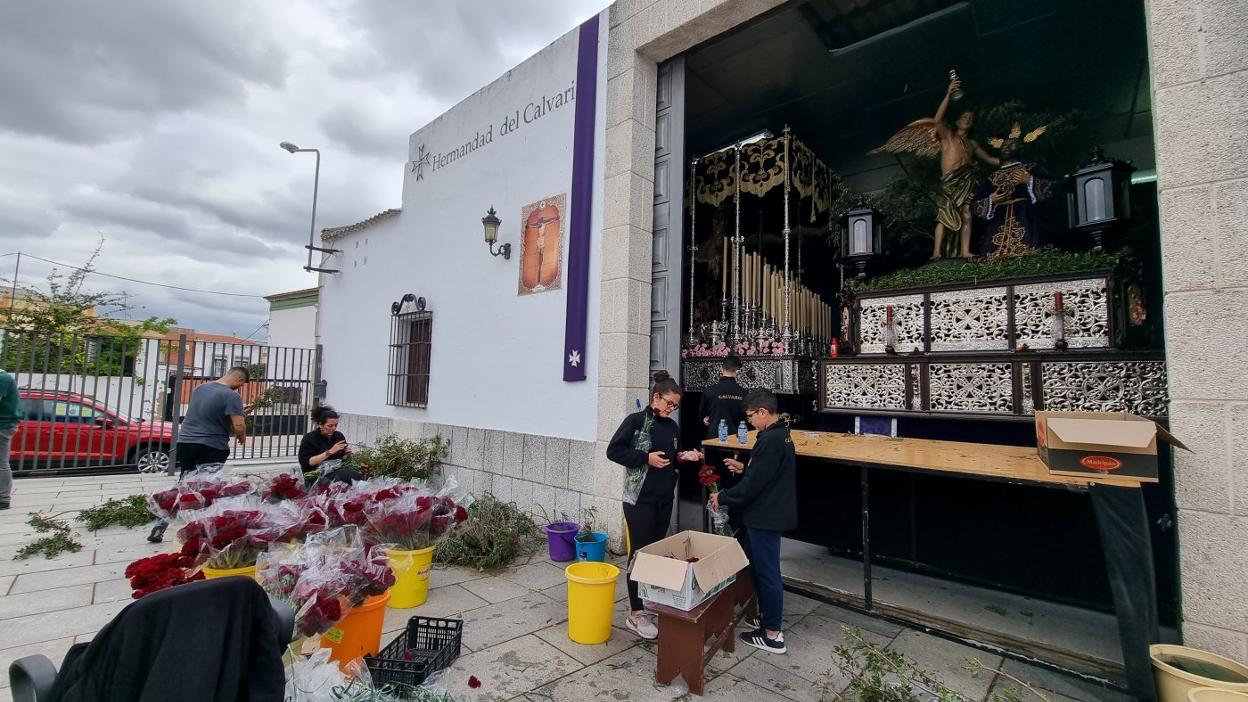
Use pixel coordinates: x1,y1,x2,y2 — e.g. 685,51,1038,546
680,359,723,392
858,295,925,354
739,359,785,393
1041,361,1169,416
1014,278,1110,350
928,288,1010,352
823,364,907,410
1021,363,1034,414
928,363,1014,413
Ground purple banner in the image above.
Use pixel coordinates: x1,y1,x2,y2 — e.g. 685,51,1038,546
562,13,599,382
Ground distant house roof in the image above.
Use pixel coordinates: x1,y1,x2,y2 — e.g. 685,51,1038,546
320,208,401,241
265,287,319,311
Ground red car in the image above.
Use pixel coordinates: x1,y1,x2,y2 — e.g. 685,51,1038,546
11,390,175,473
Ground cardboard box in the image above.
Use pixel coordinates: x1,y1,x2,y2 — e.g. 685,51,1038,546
1034,411,1187,482
630,531,749,612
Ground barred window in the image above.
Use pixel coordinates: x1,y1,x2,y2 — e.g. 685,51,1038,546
388,296,432,408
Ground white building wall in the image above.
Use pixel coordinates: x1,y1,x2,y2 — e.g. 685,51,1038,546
320,15,607,443
318,12,611,528
267,306,317,351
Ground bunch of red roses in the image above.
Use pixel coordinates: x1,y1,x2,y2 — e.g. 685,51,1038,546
261,470,307,503
148,476,253,521
258,527,396,638
178,507,276,569
124,552,203,598
363,492,470,551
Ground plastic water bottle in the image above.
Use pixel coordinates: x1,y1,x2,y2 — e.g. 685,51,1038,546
737,421,748,445
718,419,729,443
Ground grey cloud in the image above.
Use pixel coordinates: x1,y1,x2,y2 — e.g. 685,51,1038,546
0,1,289,144
337,1,598,102
0,0,604,337
318,104,410,159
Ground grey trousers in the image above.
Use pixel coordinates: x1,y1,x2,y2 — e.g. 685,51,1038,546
0,426,13,503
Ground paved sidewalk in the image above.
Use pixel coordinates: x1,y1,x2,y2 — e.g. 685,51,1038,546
1,469,1131,702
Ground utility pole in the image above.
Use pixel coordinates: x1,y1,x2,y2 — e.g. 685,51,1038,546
8,252,19,310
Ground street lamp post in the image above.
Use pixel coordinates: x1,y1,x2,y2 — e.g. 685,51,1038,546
280,142,340,273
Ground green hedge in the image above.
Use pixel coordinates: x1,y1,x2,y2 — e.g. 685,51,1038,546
854,248,1119,293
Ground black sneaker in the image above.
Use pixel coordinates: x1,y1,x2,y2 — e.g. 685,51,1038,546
740,627,786,654
147,523,167,543
0,502,8,511
742,615,762,629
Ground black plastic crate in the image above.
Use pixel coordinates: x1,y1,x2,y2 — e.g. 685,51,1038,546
364,616,463,696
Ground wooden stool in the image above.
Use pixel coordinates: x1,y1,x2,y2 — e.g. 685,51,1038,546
644,573,757,696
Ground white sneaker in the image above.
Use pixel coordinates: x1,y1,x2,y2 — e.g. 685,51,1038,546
625,613,658,640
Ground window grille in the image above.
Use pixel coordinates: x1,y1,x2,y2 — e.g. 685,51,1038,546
388,296,432,408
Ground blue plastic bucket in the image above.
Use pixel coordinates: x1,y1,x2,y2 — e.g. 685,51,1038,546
575,531,608,562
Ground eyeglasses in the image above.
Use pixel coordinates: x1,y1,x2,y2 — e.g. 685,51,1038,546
745,409,760,418
659,397,680,411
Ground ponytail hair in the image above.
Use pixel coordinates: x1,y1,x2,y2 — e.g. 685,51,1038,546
310,404,340,425
651,370,682,398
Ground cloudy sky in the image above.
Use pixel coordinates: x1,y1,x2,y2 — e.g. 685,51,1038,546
0,0,609,339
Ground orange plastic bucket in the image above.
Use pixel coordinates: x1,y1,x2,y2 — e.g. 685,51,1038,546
322,591,391,669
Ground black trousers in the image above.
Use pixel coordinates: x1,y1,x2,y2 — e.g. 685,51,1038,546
624,499,673,611
176,443,231,477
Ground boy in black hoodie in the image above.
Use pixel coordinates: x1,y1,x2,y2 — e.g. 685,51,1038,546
698,354,746,439
713,388,796,653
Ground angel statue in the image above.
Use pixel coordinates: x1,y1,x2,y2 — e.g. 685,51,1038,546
873,76,999,259
973,121,1055,259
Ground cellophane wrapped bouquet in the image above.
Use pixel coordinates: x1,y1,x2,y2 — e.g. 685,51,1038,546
361,478,472,551
258,526,396,639
174,494,331,570
261,466,309,503
147,467,254,522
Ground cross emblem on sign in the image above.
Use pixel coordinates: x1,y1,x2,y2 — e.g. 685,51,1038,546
409,144,431,180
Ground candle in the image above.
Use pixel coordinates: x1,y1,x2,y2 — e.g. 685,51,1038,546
742,253,749,306
761,264,768,316
746,253,753,306
755,255,761,307
722,237,728,297
1054,291,1064,312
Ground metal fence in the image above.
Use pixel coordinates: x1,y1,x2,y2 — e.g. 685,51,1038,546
1,329,318,475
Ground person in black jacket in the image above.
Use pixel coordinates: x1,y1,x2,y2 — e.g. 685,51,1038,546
698,354,747,439
298,405,364,487
607,370,703,640
713,388,796,654
49,577,286,701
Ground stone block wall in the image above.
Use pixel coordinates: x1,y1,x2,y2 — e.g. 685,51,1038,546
1147,0,1248,662
337,413,627,551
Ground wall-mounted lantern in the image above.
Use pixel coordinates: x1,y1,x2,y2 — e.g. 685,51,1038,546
482,206,510,260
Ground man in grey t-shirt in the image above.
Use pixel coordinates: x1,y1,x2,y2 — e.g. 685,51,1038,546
149,366,250,542
175,366,249,474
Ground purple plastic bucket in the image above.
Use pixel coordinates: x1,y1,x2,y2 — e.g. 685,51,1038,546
543,521,579,562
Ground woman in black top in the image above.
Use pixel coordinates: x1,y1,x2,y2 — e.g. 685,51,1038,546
298,405,350,478
606,370,703,640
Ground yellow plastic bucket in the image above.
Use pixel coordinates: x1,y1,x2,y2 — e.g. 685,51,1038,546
387,546,436,608
1152,645,1248,702
1191,689,1248,702
565,561,620,644
322,592,391,670
203,564,257,580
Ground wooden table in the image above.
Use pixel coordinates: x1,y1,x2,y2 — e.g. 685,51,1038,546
703,431,1158,702
705,430,1143,489
645,573,756,696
